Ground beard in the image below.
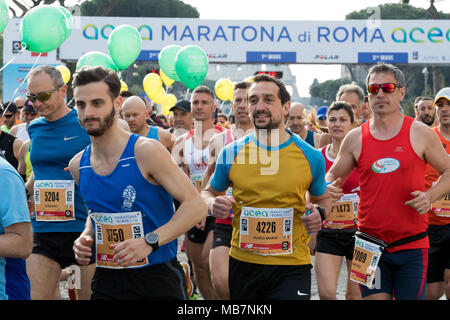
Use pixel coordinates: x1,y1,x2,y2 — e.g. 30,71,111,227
420,114,435,126
252,110,281,131
82,106,116,137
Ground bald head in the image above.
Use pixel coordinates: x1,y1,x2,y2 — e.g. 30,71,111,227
121,96,148,134
287,102,306,134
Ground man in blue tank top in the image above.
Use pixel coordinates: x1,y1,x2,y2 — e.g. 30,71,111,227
26,65,95,300
121,96,174,152
69,66,207,299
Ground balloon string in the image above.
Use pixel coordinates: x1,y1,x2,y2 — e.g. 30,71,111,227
67,97,75,108
0,45,27,73
2,53,42,116
185,88,190,100
219,100,225,111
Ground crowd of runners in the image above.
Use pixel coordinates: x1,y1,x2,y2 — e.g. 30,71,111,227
0,62,449,300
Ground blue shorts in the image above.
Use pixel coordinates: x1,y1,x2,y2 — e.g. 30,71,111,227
359,248,428,300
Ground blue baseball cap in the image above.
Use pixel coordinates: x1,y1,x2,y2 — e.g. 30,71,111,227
316,106,328,119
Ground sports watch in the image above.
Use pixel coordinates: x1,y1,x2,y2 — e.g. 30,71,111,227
315,206,326,221
144,232,159,252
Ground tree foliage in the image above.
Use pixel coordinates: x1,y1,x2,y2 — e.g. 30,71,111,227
310,2,450,117
80,0,199,18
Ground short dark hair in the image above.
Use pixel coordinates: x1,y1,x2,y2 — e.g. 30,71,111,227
252,74,291,105
366,63,405,88
328,101,355,124
72,66,121,100
234,81,252,90
120,90,134,98
192,85,215,101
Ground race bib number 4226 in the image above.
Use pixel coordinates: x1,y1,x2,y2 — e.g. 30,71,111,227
239,207,293,256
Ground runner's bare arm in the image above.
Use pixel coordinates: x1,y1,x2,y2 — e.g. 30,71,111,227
171,133,187,168
68,150,84,185
201,183,234,220
0,222,32,259
158,128,174,153
17,140,29,177
406,124,450,212
139,139,207,240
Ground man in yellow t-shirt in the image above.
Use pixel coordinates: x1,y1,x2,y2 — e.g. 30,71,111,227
202,74,331,300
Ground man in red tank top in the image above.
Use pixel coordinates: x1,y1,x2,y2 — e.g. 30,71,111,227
326,63,450,300
424,88,450,300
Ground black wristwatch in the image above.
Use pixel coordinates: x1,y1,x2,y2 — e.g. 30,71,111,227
144,232,159,252
315,206,326,221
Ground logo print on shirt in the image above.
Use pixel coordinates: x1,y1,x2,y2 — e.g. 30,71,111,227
371,158,400,174
121,185,136,212
394,146,403,152
64,136,78,141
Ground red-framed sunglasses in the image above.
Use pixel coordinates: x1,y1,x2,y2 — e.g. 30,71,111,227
367,83,400,95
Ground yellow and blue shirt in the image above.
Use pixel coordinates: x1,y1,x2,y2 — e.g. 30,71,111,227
210,131,326,266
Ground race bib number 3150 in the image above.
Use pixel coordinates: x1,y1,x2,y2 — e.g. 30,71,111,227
239,207,293,256
91,211,147,269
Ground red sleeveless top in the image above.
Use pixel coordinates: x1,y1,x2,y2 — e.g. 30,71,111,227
357,116,429,253
424,127,450,226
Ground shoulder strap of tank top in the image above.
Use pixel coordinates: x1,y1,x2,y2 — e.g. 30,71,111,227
121,133,139,160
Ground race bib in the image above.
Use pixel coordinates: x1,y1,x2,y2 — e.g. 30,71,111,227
34,180,75,222
324,193,359,229
431,193,450,218
91,211,148,269
350,232,386,288
239,207,293,256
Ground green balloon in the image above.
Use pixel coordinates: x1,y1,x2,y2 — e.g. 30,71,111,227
57,6,73,41
108,25,142,70
158,45,181,82
76,51,118,71
174,45,209,90
20,5,68,53
0,0,10,34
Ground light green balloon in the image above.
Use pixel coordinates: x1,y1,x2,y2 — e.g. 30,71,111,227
158,45,181,82
20,5,68,53
76,51,118,72
0,0,10,34
57,6,73,41
108,24,142,70
174,45,209,90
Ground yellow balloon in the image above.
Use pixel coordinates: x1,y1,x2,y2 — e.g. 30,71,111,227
120,80,128,92
215,78,234,101
56,65,71,84
162,104,171,116
243,76,255,84
152,87,166,104
160,69,175,87
143,73,162,100
163,93,177,109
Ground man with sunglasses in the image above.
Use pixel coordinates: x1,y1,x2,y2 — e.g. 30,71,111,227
326,63,450,300
10,100,39,142
26,65,94,300
1,102,19,134
0,104,23,172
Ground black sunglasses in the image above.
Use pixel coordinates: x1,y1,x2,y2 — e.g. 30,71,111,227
3,113,15,119
26,87,60,103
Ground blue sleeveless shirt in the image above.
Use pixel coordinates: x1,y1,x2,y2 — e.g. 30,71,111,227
78,134,176,266
147,126,159,141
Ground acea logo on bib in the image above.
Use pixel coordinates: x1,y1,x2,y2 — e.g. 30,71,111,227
371,158,400,174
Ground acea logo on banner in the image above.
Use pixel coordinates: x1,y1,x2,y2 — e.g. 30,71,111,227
82,24,152,40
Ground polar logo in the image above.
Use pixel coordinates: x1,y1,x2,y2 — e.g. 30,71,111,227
371,158,400,174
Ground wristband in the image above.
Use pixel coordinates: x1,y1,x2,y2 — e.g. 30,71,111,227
315,206,326,221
